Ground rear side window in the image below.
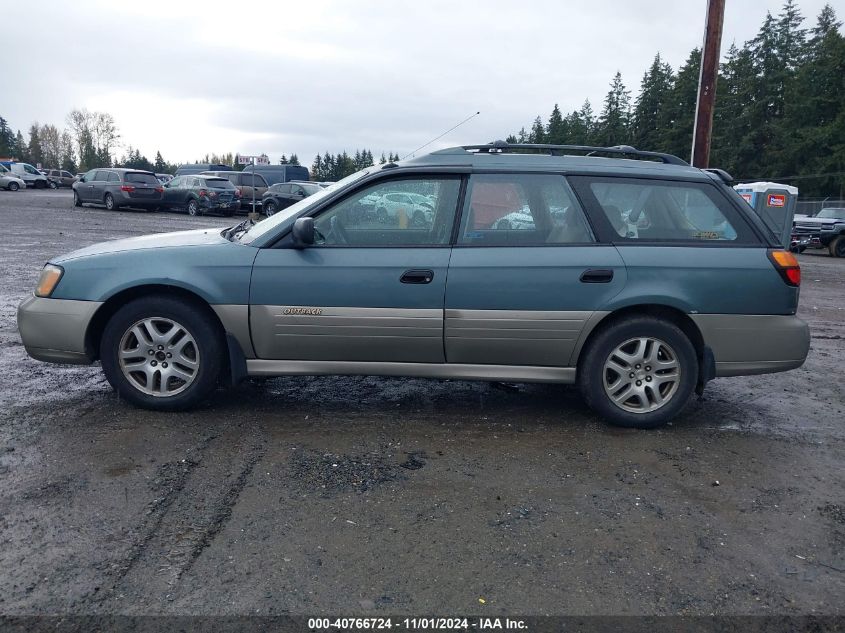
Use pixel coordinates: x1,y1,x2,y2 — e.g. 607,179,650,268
457,174,594,245
242,173,267,186
271,184,291,194
108,172,120,182
580,178,754,243
124,172,159,185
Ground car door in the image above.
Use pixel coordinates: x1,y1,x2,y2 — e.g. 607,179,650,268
87,170,108,202
162,176,184,207
444,173,627,367
275,184,294,209
249,175,463,363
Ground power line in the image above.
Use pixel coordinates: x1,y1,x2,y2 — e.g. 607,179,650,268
402,111,481,160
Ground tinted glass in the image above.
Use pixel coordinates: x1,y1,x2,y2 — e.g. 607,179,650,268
202,177,235,189
125,172,159,185
588,180,741,241
458,174,594,245
108,172,120,182
62,171,73,178
313,177,461,246
270,184,290,193
817,208,844,219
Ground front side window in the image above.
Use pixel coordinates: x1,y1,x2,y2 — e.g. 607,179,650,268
24,164,40,175
108,171,120,182
586,179,744,242
313,177,461,247
457,174,594,245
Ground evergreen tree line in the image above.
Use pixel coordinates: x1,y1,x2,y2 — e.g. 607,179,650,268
506,1,845,197
311,150,399,181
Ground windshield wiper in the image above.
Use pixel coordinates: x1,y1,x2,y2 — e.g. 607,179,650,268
223,218,255,241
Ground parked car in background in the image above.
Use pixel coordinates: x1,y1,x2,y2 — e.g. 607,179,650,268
174,163,233,177
45,169,76,188
202,171,269,212
156,173,174,185
0,162,50,188
372,190,435,226
792,208,845,257
160,175,240,216
17,141,810,429
261,181,322,216
73,168,164,211
241,164,309,186
0,165,26,191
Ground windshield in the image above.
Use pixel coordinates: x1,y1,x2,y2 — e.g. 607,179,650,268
817,208,844,219
239,168,373,244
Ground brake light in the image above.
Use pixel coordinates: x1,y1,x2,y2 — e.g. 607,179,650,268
120,185,135,192
198,189,207,197
155,187,163,193
768,249,800,286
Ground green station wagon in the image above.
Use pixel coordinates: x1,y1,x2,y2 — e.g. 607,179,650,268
17,143,810,428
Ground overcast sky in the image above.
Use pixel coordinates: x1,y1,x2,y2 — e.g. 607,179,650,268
3,0,836,167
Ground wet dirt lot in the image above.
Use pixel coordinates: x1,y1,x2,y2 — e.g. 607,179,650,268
0,189,843,616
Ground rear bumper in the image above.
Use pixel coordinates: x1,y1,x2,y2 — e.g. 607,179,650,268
691,314,810,377
17,296,101,365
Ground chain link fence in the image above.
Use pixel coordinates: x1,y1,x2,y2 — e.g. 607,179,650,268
796,198,845,216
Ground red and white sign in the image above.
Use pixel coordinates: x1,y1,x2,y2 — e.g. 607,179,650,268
767,194,786,207
238,154,270,165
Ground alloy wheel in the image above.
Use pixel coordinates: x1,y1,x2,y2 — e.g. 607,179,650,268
118,317,200,397
602,336,680,413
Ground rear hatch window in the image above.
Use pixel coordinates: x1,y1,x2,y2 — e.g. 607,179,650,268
202,178,235,189
125,172,160,185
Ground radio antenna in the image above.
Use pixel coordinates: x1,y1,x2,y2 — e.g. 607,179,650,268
402,111,481,160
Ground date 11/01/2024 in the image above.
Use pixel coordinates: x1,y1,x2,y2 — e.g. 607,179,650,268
308,617,528,630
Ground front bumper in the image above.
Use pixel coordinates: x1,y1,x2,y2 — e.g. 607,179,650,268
17,296,102,364
691,314,810,377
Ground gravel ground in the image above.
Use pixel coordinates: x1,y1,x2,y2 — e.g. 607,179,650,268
0,189,843,617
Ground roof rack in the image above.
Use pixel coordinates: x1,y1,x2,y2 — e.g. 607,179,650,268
454,140,688,166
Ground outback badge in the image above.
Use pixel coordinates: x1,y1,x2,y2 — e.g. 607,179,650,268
283,307,323,315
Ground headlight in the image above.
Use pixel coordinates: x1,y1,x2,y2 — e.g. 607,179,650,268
35,264,63,298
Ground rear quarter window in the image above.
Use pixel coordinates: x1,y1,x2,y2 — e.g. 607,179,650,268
571,177,759,245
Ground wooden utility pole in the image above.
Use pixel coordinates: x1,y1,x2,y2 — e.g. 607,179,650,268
691,0,726,168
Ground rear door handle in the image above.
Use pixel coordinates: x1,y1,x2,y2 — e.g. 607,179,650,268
400,269,434,284
580,269,614,283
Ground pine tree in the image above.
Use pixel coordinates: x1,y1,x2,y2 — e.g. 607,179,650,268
289,153,300,165
595,72,631,147
632,54,675,150
658,48,701,160
546,104,565,144
154,151,167,172
529,116,545,143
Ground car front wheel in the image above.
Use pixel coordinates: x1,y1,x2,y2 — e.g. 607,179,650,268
8,182,19,192
829,235,845,258
100,296,225,410
73,190,82,206
264,201,277,216
578,317,697,429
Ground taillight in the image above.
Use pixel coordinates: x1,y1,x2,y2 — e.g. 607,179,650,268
120,184,135,192
198,189,207,197
155,187,163,193
768,249,800,287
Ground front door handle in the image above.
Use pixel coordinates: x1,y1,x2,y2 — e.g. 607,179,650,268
580,268,614,283
400,269,434,284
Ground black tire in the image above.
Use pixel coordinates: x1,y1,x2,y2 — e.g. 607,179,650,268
35,180,46,189
104,193,117,211
8,181,19,192
798,246,807,254
264,201,277,217
49,180,58,189
73,190,82,207
578,316,698,429
829,235,845,258
187,199,200,216
100,296,225,411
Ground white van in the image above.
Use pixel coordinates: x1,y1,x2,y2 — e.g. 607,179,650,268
5,163,49,188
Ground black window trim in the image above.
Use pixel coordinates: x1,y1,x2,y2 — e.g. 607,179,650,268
273,172,466,249
568,174,766,247
452,172,599,249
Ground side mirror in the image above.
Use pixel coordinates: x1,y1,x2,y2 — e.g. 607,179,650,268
291,217,315,248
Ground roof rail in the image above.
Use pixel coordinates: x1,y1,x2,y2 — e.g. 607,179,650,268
455,140,688,166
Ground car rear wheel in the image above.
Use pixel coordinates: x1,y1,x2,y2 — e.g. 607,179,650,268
264,201,277,216
100,296,225,411
104,193,117,211
829,235,845,258
8,182,19,192
187,199,200,216
578,317,697,429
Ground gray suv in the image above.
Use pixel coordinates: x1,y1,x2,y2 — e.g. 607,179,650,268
73,169,164,211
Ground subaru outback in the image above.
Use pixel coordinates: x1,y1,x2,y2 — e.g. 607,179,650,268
18,142,810,428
